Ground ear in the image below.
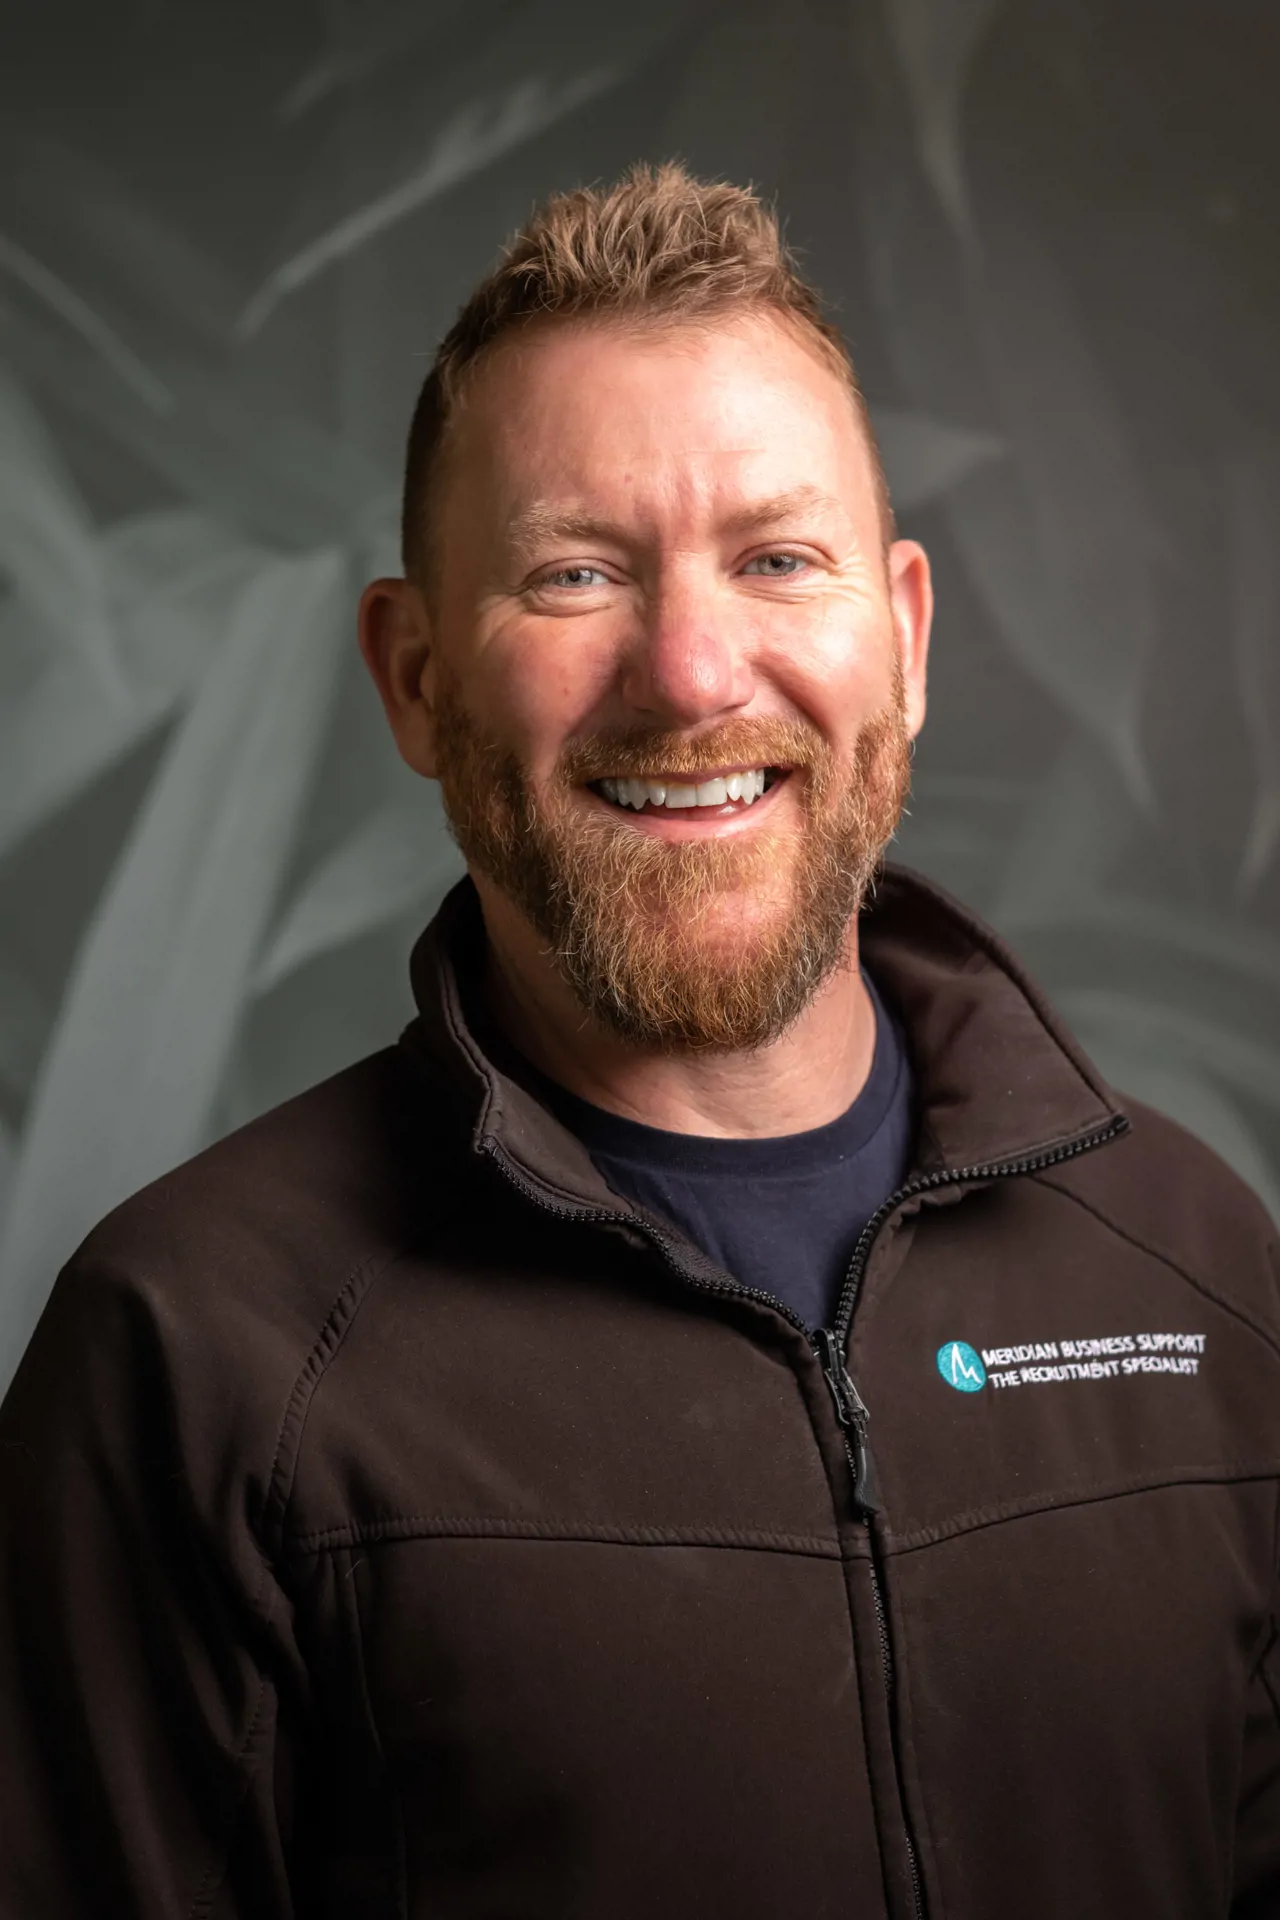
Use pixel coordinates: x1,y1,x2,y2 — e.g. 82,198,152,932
357,576,440,778
887,538,933,740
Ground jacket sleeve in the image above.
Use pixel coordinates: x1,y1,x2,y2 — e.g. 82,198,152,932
0,1253,309,1917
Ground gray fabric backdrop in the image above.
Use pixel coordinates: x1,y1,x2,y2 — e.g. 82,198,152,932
2,0,1278,1391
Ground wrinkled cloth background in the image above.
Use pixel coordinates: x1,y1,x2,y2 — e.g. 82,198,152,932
2,0,1278,1393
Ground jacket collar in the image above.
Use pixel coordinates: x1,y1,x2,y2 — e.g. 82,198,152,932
404,864,1125,1209
858,866,1122,1172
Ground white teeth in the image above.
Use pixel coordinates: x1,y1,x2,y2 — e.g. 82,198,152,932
598,768,773,810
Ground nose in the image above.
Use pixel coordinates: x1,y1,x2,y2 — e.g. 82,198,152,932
619,573,755,725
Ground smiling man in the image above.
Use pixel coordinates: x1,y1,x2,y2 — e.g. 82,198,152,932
2,166,1279,1920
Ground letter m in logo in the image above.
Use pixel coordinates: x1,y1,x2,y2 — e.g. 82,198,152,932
937,1340,987,1393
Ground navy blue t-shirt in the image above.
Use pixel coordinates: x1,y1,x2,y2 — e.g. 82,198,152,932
536,975,915,1331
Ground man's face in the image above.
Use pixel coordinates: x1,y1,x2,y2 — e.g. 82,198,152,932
411,312,929,1051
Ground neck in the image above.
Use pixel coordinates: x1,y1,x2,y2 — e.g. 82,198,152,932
472,880,878,1140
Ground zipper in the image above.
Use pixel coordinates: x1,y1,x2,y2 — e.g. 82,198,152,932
830,1116,1129,1346
480,1112,1127,1352
814,1327,881,1513
482,1111,1128,1920
812,1112,1128,1920
814,1320,924,1916
479,1137,819,1335
808,1113,1132,1520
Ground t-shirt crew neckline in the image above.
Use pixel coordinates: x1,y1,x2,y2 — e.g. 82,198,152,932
456,950,916,1330
533,971,906,1180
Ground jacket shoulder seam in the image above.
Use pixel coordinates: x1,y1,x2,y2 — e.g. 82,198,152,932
1031,1169,1280,1364
254,1092,477,1562
198,1239,432,1916
257,1243,415,1562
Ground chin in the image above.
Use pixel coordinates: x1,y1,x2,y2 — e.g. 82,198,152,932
655,875,794,943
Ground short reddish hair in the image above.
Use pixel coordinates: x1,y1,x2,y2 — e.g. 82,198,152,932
400,162,891,578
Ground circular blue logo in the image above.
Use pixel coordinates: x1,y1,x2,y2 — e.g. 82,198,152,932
937,1340,986,1392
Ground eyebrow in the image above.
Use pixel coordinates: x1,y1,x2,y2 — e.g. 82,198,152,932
503,484,847,559
504,507,623,560
720,485,848,536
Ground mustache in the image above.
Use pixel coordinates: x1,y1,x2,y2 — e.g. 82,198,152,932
558,716,828,786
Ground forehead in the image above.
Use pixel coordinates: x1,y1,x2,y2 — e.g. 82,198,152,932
442,312,879,542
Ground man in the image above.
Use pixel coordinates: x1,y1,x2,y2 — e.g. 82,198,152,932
1,164,1277,1919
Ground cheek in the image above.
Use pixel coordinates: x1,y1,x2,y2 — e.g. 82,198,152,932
765,594,896,735
463,617,622,774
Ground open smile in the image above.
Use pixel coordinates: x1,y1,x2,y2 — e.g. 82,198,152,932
589,765,790,818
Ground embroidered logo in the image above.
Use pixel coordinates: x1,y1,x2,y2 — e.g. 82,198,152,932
936,1331,1206,1393
937,1340,987,1392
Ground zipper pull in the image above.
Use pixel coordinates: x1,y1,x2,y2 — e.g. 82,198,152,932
814,1328,882,1517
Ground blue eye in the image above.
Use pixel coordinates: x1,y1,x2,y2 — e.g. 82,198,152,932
541,565,609,589
743,552,807,577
